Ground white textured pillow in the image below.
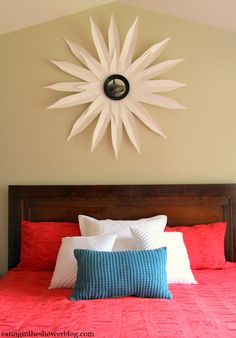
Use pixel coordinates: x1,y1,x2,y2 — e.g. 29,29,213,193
78,214,167,251
49,234,117,289
130,228,197,284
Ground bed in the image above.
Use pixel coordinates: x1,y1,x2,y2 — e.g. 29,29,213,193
1,184,236,337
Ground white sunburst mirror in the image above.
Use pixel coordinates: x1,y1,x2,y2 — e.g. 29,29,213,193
46,16,186,158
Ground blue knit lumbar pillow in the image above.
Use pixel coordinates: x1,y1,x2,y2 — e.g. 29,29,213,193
70,247,172,300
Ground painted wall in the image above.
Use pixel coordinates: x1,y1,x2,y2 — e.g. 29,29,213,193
1,2,236,275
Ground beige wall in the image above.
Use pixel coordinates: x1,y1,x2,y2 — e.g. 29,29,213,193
1,2,236,275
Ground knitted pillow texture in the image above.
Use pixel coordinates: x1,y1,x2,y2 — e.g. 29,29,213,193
70,247,172,300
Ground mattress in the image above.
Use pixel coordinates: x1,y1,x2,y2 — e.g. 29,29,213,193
0,265,236,338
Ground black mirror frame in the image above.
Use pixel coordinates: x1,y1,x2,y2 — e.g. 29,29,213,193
103,74,130,101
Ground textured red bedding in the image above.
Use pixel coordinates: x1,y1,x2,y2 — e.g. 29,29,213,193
0,266,236,338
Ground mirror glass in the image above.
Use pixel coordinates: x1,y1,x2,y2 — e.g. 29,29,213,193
103,74,130,100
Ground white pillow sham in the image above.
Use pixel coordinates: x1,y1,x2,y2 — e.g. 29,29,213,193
78,214,167,251
130,227,197,284
49,234,117,289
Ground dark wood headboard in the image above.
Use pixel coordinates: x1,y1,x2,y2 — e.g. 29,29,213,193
8,184,236,269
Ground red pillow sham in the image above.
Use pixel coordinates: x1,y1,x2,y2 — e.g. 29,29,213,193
17,221,80,271
166,222,226,270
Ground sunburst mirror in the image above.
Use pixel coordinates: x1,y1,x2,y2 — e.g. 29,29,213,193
46,16,186,158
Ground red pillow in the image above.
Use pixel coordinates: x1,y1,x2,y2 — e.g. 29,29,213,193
17,221,80,271
166,222,226,270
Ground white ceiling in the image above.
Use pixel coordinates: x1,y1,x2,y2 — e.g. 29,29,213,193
1,0,236,35
122,0,236,33
0,0,115,35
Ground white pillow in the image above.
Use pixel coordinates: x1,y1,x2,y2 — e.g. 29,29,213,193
78,214,167,251
49,234,117,289
130,228,197,284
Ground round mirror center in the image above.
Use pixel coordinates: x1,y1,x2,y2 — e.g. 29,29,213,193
103,74,130,100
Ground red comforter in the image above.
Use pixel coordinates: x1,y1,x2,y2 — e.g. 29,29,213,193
0,266,236,338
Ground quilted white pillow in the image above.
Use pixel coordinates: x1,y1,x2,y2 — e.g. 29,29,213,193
130,228,197,284
78,214,167,251
49,234,117,289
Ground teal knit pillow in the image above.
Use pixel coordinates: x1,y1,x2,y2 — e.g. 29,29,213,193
70,247,172,300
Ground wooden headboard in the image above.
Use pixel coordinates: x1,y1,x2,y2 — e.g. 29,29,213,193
8,184,236,269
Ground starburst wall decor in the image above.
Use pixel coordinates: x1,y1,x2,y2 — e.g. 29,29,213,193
46,16,186,158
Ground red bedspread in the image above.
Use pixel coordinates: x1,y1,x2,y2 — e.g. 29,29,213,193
0,266,236,338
